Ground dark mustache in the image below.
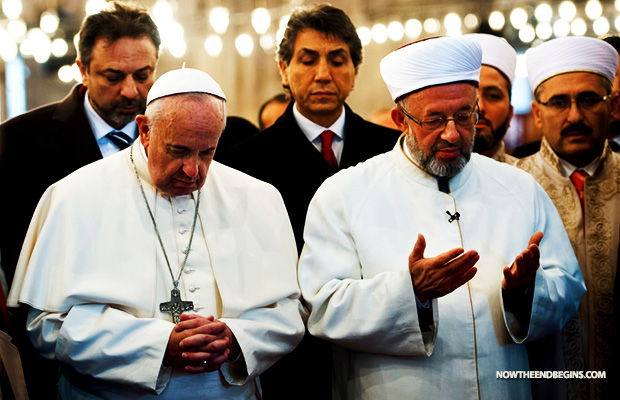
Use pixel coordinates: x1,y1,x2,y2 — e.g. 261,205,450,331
560,123,592,137
114,98,143,108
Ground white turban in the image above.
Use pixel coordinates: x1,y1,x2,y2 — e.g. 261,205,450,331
526,36,619,91
380,36,482,101
466,33,517,84
147,67,227,105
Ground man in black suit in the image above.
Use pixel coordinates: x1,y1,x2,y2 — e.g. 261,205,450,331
219,4,399,399
0,1,160,288
0,2,160,398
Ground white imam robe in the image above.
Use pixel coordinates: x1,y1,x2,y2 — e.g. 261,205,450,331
8,140,305,399
298,141,586,400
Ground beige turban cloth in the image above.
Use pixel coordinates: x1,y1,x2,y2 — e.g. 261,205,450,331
526,36,619,91
466,33,517,84
147,67,227,105
380,36,482,101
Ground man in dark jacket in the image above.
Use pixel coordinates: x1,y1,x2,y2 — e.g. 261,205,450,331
219,4,399,399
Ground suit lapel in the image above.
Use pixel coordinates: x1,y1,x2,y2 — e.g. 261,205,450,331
52,84,104,165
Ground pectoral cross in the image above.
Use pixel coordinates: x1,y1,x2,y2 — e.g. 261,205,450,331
160,288,194,323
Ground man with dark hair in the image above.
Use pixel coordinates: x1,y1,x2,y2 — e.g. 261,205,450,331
467,33,518,164
0,0,160,289
0,1,160,397
219,4,399,399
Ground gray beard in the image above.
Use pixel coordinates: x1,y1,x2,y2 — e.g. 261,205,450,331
406,128,474,178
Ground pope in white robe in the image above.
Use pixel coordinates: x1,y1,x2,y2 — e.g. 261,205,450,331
298,37,586,400
7,69,305,399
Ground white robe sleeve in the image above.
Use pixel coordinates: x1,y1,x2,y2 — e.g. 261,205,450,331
299,179,436,357
28,304,174,394
501,181,586,343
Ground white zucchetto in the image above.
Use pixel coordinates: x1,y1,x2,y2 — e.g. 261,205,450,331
526,36,619,92
466,33,517,84
380,36,482,101
147,67,227,105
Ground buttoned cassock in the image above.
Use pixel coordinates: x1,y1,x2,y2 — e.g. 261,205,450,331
298,140,586,399
7,140,305,399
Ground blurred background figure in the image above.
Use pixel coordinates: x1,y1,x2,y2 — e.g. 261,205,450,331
258,93,290,130
369,107,398,130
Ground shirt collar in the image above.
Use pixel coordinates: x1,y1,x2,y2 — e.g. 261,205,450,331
83,90,138,140
557,153,602,177
292,102,346,142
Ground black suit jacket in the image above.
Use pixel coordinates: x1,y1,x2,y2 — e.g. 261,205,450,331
0,84,102,286
219,102,400,400
220,102,400,253
0,84,102,400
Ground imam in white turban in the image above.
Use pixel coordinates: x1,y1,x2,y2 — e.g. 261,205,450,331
466,33,517,84
147,67,227,105
380,36,482,102
526,36,619,92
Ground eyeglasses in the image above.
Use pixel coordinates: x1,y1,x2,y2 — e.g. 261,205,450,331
538,93,611,112
400,105,479,133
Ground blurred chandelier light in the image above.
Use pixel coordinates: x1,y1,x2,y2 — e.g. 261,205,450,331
593,17,610,35
534,4,553,23
251,8,271,35
510,8,528,29
210,7,229,34
519,24,536,43
357,26,371,46
51,38,68,57
464,14,479,30
571,18,587,35
585,0,603,20
152,0,174,24
260,34,275,51
553,19,571,37
40,11,60,34
616,15,620,31
204,34,222,57
7,19,26,41
85,0,107,16
489,11,505,31
559,1,577,21
235,34,254,57
423,18,440,34
371,23,388,44
444,13,462,35
2,0,22,19
387,21,404,42
58,65,74,83
405,19,422,39
0,29,18,62
536,22,553,40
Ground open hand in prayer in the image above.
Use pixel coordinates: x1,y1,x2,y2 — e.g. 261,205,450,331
502,231,543,291
164,314,240,373
409,234,479,303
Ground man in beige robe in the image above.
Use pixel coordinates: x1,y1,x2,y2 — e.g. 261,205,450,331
516,36,620,400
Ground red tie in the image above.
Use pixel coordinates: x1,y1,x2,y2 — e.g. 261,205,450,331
320,130,338,168
569,170,588,211
0,284,9,322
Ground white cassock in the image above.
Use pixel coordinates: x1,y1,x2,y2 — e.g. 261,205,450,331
8,140,305,399
298,139,586,400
